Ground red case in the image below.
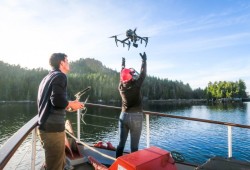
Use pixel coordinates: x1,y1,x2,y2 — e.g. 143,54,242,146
109,146,177,170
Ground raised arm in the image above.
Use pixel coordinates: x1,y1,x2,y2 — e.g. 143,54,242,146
121,57,125,70
138,52,147,82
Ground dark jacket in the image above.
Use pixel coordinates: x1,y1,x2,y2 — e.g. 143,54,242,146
37,69,69,132
119,59,146,112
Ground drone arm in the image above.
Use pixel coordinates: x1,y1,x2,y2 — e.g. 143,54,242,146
144,37,148,47
128,41,130,50
116,39,125,46
121,38,129,42
116,38,131,50
110,36,119,47
114,36,118,47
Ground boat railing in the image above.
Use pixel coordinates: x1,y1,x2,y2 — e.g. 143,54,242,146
0,115,38,170
1,102,250,169
85,103,250,159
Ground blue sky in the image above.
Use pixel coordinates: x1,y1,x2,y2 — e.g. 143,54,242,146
1,0,250,92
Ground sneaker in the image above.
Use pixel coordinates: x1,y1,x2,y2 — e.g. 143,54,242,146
88,156,108,170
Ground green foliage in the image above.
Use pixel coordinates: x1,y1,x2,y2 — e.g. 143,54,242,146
1,58,246,102
0,61,48,101
206,80,247,99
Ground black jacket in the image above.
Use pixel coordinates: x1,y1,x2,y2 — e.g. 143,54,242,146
37,69,69,132
119,60,146,112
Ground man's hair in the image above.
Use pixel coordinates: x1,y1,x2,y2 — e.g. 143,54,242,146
49,53,67,69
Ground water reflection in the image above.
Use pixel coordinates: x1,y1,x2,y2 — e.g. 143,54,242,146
0,102,36,145
1,102,250,165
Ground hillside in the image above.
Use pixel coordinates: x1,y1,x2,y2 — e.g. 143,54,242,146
0,58,205,101
70,58,117,75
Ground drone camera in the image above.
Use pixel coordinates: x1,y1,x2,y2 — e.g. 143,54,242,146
133,43,138,48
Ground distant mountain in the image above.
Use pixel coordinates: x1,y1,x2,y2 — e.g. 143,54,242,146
70,58,117,75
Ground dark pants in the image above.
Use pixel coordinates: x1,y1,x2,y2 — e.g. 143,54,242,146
116,112,143,158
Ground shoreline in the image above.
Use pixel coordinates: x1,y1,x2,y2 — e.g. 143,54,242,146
0,100,35,103
147,99,207,104
1,98,249,105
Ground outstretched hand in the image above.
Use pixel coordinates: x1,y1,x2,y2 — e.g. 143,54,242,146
140,52,147,61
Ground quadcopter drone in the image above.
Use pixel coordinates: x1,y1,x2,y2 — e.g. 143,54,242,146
109,28,149,50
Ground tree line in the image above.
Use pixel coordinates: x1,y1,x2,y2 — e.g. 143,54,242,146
0,59,247,102
205,80,247,100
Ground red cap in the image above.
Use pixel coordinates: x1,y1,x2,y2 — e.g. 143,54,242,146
120,68,132,83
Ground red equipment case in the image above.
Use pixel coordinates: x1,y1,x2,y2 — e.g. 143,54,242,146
109,146,177,170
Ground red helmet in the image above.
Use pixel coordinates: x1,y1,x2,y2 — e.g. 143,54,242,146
120,68,139,83
120,68,132,83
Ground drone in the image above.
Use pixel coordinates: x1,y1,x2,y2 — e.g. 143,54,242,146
109,28,149,50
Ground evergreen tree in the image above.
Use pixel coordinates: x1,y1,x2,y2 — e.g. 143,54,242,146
0,58,247,102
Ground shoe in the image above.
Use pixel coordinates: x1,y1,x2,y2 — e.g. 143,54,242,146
106,142,116,150
88,156,108,170
93,141,106,149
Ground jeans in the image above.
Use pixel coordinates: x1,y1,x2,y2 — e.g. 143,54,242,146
116,112,143,158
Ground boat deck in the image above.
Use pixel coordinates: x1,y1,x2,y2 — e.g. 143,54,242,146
73,163,94,170
72,162,196,170
66,144,197,170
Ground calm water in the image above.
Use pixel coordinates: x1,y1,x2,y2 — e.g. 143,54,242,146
1,102,250,167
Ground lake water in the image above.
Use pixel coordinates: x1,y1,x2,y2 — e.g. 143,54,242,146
1,101,250,167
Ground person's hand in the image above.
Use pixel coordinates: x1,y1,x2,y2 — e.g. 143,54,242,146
122,57,125,69
67,100,84,112
140,52,147,61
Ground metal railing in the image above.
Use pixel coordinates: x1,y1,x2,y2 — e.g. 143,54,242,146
1,103,250,169
85,103,250,158
0,115,38,170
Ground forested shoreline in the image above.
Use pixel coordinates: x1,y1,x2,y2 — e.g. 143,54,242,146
0,58,247,103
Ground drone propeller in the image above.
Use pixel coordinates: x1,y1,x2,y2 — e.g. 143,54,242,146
109,35,119,47
109,33,125,47
109,32,123,38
